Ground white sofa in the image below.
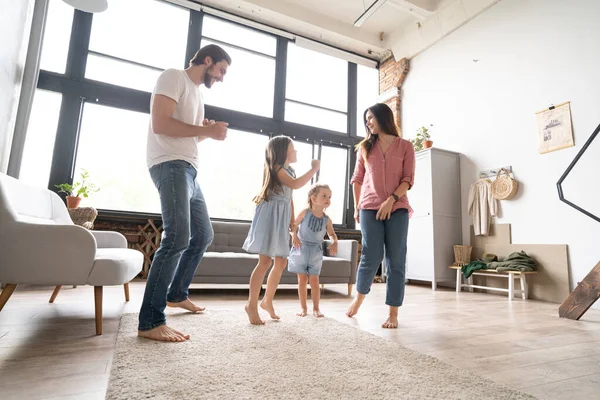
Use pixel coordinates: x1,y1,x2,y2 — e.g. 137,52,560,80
0,173,143,335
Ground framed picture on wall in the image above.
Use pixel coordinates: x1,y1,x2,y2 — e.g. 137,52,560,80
535,101,574,154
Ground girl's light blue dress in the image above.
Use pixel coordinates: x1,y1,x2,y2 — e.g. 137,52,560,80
243,165,295,258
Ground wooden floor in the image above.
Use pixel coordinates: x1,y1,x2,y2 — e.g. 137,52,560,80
2,281,600,399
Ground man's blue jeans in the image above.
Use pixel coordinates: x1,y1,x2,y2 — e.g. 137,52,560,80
138,160,214,331
356,209,409,307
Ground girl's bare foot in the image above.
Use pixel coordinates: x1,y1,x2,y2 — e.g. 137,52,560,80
138,325,190,342
382,315,398,329
346,294,365,317
167,298,205,313
297,309,308,317
313,309,324,318
245,303,265,325
260,300,280,320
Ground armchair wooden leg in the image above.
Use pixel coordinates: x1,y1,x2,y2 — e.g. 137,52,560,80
0,284,17,311
348,284,353,296
49,285,62,303
124,283,130,302
94,286,103,335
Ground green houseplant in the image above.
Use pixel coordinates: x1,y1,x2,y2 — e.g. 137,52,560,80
55,169,99,209
410,124,434,151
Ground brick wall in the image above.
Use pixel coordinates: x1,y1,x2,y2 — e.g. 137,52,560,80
378,57,410,131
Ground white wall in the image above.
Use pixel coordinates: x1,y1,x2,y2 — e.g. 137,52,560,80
402,0,600,295
0,0,34,173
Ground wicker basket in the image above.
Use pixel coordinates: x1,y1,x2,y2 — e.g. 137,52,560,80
491,168,519,200
453,245,472,266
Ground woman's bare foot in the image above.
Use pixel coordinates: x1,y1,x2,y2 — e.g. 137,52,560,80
260,300,280,320
167,298,205,313
346,294,365,317
382,315,398,329
382,306,399,329
138,325,190,342
313,309,324,318
297,309,308,317
245,303,265,325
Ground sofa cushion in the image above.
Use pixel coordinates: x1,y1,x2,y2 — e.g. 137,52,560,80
206,221,251,253
198,252,259,275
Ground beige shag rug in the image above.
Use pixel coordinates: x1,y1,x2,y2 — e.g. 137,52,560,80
107,311,534,400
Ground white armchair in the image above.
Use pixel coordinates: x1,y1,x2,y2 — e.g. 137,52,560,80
0,173,143,335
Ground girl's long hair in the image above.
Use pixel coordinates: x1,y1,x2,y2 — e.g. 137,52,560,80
253,135,292,204
354,103,401,158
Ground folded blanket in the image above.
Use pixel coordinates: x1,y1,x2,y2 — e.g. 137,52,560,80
487,251,536,272
461,261,488,278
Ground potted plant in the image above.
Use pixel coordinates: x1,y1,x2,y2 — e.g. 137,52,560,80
55,169,99,209
409,124,434,152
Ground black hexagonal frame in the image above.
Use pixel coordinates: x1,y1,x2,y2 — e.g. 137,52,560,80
557,123,600,224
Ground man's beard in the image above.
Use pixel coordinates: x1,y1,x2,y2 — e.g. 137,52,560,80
204,70,213,88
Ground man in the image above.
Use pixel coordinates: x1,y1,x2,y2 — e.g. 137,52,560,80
138,44,231,342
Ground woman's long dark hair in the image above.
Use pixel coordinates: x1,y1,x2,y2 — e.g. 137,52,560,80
253,135,292,204
354,103,401,158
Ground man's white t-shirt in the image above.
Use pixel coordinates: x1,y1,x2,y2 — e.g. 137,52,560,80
146,68,204,170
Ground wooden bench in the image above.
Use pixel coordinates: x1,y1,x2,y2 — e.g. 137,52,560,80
449,266,537,301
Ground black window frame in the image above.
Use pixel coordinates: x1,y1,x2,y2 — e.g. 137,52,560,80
30,1,378,229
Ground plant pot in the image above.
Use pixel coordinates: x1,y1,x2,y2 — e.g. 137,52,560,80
424,140,433,149
66,196,82,209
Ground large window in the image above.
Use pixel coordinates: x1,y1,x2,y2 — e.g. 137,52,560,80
86,0,188,91
291,140,316,216
39,0,73,74
19,90,62,189
356,64,379,137
26,4,370,228
285,43,348,133
317,146,348,224
200,16,276,117
85,55,162,92
73,103,160,213
196,130,268,220
200,39,276,117
201,15,276,56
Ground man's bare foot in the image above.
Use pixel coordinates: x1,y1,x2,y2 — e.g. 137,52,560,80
138,325,190,342
346,295,365,317
382,315,398,329
313,309,324,318
167,298,205,313
297,309,308,317
245,303,265,325
260,300,280,320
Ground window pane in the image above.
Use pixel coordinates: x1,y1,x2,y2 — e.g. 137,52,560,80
40,0,74,73
89,0,188,69
19,90,62,189
196,130,268,220
357,64,379,137
202,15,276,57
85,54,162,92
200,39,275,117
291,140,315,216
317,146,348,225
285,101,347,133
74,104,160,213
286,43,348,112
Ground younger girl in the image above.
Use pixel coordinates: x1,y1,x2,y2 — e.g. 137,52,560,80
288,184,338,318
243,135,320,325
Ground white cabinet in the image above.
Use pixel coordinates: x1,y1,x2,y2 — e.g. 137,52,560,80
405,148,462,290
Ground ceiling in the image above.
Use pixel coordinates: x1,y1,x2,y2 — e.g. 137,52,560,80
189,0,500,62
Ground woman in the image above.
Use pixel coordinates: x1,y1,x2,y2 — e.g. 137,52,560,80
346,103,415,329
